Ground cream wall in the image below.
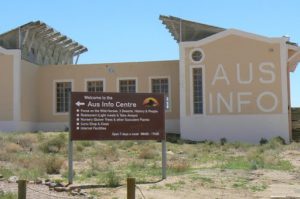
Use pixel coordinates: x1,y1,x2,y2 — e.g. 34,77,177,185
21,60,39,122
180,30,290,143
37,60,179,131
0,54,14,120
184,34,282,115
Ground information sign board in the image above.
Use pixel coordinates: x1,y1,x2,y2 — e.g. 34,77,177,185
70,92,165,140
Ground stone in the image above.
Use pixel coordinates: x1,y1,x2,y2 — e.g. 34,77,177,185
71,191,79,196
54,187,65,192
8,176,18,183
45,181,51,186
80,192,88,196
49,182,57,188
35,178,43,184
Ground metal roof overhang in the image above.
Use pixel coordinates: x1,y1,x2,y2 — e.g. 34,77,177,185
159,15,225,43
1,21,88,57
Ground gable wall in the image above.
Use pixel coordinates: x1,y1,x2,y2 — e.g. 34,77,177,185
184,34,282,116
179,31,290,143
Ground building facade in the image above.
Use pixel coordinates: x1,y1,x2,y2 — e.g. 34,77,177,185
0,16,299,143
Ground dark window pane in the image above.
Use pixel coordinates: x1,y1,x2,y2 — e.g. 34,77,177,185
56,82,72,113
193,68,203,114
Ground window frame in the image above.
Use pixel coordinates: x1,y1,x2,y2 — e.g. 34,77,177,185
149,76,171,112
53,79,74,115
84,78,106,92
117,77,138,93
190,65,206,116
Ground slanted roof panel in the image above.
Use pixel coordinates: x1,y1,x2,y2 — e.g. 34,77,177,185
160,15,225,43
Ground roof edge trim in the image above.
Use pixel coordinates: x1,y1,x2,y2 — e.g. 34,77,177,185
180,28,286,48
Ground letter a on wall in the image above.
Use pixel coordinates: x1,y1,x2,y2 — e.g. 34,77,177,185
211,64,230,85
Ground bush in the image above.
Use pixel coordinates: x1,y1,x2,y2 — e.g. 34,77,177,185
220,138,227,146
5,143,22,153
166,134,181,143
80,141,94,147
101,146,119,161
0,191,17,199
168,159,190,173
45,156,64,174
17,133,38,148
259,138,268,145
39,133,66,153
105,170,120,187
270,136,285,145
138,147,156,159
19,167,45,181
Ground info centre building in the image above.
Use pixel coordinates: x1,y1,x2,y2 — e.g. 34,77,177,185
0,15,299,143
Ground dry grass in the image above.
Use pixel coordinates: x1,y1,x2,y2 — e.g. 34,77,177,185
45,156,64,174
0,132,298,185
138,147,157,159
5,143,23,153
168,158,190,173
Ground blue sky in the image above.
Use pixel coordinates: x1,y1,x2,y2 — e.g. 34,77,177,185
1,0,299,106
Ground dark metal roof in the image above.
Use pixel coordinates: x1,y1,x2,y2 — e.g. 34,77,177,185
160,15,225,43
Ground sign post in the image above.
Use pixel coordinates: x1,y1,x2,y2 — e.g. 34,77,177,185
162,140,167,179
68,135,73,184
68,98,73,184
69,92,166,181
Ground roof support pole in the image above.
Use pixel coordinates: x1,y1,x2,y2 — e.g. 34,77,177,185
18,27,21,49
75,54,80,64
179,19,182,43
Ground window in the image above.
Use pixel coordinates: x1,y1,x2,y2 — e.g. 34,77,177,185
119,79,136,93
190,48,204,63
56,82,72,113
193,68,203,114
86,80,104,92
151,78,170,110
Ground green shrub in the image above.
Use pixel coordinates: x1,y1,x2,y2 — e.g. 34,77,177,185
138,147,156,159
5,143,22,153
17,133,38,148
259,138,268,145
45,155,64,174
270,136,285,145
0,168,14,179
0,191,17,199
80,141,94,147
220,138,227,146
119,141,135,149
84,159,102,177
104,170,120,187
166,133,180,143
19,167,45,181
101,146,119,161
76,144,84,152
39,133,66,153
168,159,190,173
